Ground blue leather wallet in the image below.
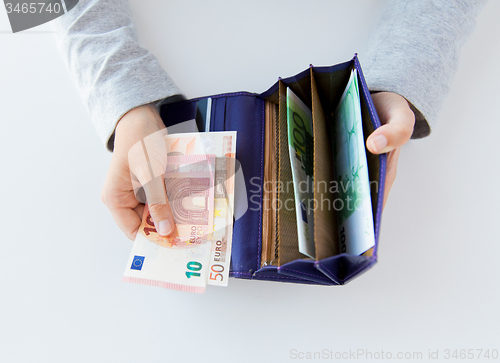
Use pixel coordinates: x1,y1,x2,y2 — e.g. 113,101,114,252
160,55,387,285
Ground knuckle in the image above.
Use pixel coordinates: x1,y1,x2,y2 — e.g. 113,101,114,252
149,203,170,218
393,122,413,142
100,185,120,210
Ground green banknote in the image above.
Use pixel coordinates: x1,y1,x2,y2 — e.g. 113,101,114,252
287,88,315,258
333,69,375,255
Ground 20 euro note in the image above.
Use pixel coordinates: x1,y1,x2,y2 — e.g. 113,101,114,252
123,154,216,293
286,88,315,258
332,69,375,255
164,132,237,286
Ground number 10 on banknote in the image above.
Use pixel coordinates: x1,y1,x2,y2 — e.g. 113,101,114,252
162,132,237,287
122,132,237,293
122,154,216,293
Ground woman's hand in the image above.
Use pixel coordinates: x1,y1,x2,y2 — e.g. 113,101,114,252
366,92,416,208
101,104,176,240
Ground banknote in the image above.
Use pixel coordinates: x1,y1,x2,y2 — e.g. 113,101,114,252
333,69,375,255
164,132,237,286
122,154,216,293
286,88,315,259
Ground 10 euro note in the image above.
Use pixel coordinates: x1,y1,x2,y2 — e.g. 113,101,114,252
164,132,237,287
123,154,216,293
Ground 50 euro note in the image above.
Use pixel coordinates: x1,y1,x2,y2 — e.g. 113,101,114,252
123,154,216,293
164,132,236,286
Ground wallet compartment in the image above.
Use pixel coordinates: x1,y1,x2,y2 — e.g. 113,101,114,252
256,55,386,284
159,55,387,286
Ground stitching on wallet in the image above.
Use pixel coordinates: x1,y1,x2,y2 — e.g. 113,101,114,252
342,258,376,282
280,267,329,281
355,57,385,250
254,275,301,281
255,99,265,270
230,272,251,277
230,271,301,281
375,155,386,253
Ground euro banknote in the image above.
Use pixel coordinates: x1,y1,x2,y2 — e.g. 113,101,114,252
286,88,316,258
333,69,375,255
164,132,237,286
123,154,216,293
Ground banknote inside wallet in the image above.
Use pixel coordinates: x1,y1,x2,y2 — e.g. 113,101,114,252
276,81,305,266
260,65,378,267
260,100,279,266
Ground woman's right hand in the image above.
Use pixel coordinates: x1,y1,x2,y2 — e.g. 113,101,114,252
101,103,176,240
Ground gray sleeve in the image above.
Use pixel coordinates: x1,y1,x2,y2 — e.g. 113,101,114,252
51,0,182,150
361,0,487,138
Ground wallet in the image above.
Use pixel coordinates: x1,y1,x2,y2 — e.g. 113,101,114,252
160,55,387,286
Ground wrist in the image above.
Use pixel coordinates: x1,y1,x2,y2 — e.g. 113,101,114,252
114,104,164,147
116,103,160,132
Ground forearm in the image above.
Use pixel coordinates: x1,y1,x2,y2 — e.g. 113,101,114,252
362,0,488,138
52,0,182,150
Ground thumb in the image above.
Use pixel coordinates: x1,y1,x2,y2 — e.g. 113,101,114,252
366,92,415,154
128,130,176,236
144,176,176,236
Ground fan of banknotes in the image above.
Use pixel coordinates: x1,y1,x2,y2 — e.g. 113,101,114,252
123,132,237,293
286,69,374,259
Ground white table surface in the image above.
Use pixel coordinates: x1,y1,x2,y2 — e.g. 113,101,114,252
1,1,499,362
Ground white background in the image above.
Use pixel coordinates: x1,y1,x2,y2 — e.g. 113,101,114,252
1,1,499,362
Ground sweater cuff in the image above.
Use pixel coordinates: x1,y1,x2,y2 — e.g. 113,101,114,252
105,94,185,152
369,88,431,139
89,53,182,151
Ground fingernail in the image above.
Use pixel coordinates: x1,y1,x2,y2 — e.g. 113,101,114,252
371,135,388,152
157,220,172,236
